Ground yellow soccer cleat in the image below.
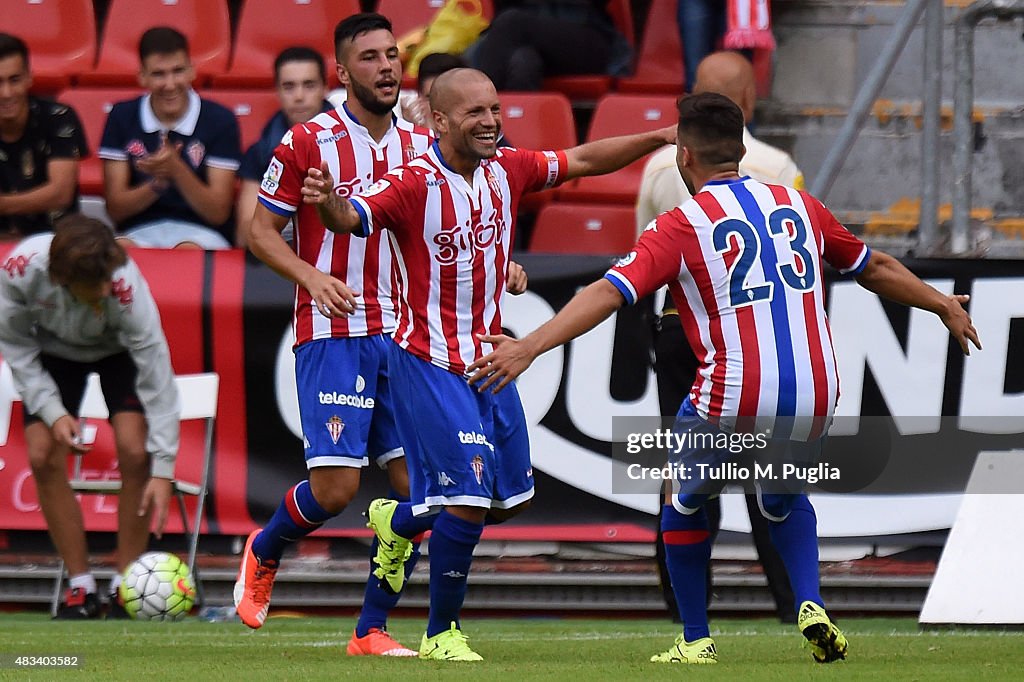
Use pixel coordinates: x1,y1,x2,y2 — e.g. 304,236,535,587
419,622,484,661
798,601,849,663
650,634,718,664
365,499,413,594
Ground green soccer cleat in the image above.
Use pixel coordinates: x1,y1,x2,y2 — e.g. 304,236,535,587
365,498,413,594
798,601,849,663
650,634,718,664
419,622,483,661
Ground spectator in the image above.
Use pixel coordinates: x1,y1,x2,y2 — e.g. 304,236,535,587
0,33,87,240
471,0,632,91
0,215,180,619
637,49,804,624
99,27,241,250
236,47,331,247
678,0,775,93
400,52,466,128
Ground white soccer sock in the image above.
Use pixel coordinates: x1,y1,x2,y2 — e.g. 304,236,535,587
109,572,122,594
69,573,97,594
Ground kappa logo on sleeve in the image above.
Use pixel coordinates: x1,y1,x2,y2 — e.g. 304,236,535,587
111,278,134,306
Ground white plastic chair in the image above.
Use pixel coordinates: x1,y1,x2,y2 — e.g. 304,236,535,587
51,372,219,613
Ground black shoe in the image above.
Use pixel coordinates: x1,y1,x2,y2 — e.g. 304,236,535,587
106,589,130,619
54,587,101,619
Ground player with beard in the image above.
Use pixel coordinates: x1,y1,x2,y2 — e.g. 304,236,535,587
233,14,512,656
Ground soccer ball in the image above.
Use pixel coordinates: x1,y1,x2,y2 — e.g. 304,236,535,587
118,551,196,621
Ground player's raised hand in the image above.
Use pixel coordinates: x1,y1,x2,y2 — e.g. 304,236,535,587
506,260,528,295
303,269,359,317
940,293,982,355
468,333,537,393
655,124,677,145
302,161,335,205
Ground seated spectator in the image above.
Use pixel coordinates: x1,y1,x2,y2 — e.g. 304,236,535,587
471,0,632,91
0,33,87,240
400,52,466,127
99,27,240,250
0,215,180,619
235,47,331,247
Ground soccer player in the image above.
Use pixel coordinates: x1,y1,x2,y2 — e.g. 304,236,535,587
466,93,981,664
236,13,501,657
0,215,180,618
300,67,675,660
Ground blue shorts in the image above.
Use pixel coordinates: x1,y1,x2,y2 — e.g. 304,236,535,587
387,342,535,516
671,398,823,519
295,336,403,469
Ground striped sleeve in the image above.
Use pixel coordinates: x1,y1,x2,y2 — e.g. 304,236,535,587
605,211,687,305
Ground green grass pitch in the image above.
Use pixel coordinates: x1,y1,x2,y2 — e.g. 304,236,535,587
1,614,1022,680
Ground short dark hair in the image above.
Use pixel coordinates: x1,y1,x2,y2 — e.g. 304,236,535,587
48,215,127,285
0,33,29,67
676,92,745,166
274,46,326,84
138,26,190,63
334,13,393,57
417,53,466,93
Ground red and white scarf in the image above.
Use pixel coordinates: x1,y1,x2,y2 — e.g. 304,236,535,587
724,0,776,51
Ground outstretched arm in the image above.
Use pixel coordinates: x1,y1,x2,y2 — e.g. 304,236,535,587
468,278,625,392
301,161,363,234
855,250,981,355
563,125,676,182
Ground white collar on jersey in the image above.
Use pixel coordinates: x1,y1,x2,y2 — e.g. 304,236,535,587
338,102,399,147
140,89,202,135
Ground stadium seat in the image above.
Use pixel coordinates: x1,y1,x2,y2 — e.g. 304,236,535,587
200,89,282,151
78,0,231,87
557,94,677,204
617,0,684,94
5,0,96,92
50,372,220,614
542,0,634,101
529,202,636,255
56,87,139,196
213,0,362,89
499,92,576,211
499,92,576,151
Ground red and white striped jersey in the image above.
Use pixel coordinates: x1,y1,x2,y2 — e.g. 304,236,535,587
606,177,870,438
258,104,432,346
351,143,568,375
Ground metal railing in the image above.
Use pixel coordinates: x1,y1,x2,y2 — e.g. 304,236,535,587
812,0,1024,256
951,0,1024,253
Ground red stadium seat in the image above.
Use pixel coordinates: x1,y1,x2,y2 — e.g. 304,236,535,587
618,0,684,94
200,89,281,151
6,0,96,92
499,91,576,211
529,202,636,255
213,0,362,89
542,0,634,101
56,88,139,196
499,92,576,151
79,0,231,87
557,94,677,204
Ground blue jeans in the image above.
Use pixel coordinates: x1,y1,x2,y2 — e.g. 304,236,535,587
678,0,726,91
